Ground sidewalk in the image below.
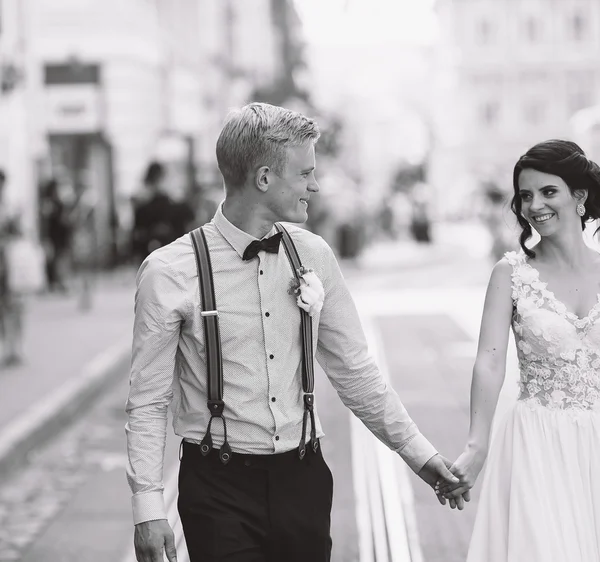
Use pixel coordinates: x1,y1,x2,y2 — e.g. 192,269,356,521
0,270,136,477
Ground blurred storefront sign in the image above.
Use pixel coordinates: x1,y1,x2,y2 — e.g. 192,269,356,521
45,84,101,134
44,62,102,134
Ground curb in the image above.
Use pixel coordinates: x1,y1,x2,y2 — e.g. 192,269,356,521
350,315,423,562
0,339,131,478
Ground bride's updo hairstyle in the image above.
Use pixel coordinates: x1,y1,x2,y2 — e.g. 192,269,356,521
511,139,600,258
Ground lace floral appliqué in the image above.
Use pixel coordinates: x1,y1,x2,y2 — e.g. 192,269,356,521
505,251,600,412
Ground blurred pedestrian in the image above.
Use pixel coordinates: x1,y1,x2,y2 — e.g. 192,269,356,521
131,161,175,264
409,182,433,243
40,178,72,293
438,140,600,560
169,193,196,239
69,186,97,311
126,102,462,562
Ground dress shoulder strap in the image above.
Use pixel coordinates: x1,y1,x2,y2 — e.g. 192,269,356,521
503,250,529,302
504,250,526,268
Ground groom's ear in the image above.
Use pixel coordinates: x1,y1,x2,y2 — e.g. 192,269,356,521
255,166,270,193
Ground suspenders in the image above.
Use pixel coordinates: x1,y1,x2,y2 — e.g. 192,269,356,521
189,223,318,464
190,227,231,464
274,223,318,459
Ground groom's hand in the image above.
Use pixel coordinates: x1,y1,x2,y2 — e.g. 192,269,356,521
435,447,485,507
134,519,177,562
417,454,467,509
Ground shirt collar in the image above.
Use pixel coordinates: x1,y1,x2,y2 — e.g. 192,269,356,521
212,201,278,260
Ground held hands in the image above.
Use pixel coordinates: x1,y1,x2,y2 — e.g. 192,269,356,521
417,454,470,510
134,519,177,562
435,446,487,510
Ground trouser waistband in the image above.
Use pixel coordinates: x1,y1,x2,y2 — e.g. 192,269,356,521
181,439,322,469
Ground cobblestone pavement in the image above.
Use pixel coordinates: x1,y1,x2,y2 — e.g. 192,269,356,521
0,374,130,562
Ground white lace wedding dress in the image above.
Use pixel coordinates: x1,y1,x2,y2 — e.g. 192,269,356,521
467,251,600,562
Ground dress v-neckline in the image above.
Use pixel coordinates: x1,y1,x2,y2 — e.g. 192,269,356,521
522,259,600,323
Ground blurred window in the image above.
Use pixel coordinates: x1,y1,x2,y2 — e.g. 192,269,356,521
524,100,545,125
568,89,593,114
481,101,499,127
570,11,586,41
525,16,540,42
477,18,493,45
567,71,595,114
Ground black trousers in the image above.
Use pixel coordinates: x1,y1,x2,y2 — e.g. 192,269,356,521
178,440,333,562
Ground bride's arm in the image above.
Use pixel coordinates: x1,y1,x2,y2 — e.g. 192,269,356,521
437,258,514,501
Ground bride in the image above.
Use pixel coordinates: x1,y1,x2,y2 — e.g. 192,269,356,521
437,139,600,561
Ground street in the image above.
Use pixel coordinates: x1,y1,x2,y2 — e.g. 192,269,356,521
0,221,522,562
2,0,599,559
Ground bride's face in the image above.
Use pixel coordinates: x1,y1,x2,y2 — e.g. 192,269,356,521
517,168,585,237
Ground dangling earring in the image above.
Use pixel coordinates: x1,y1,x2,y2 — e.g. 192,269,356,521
577,203,586,217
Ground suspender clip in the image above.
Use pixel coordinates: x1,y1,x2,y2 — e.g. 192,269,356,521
303,393,314,410
207,399,225,417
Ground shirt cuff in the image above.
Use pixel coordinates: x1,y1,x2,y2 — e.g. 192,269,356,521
396,433,438,474
132,491,167,525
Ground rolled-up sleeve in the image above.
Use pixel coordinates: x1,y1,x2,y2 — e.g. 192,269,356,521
125,255,188,525
315,244,437,474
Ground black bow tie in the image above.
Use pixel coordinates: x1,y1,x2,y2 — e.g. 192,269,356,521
242,232,283,261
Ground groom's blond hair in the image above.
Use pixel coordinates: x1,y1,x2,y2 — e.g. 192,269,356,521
216,102,320,190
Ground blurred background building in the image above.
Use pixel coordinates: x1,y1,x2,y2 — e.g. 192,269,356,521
430,0,600,220
3,0,600,278
0,0,305,271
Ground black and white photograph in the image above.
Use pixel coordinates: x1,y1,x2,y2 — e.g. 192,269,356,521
1,1,600,561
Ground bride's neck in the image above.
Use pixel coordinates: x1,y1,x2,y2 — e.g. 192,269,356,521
535,234,590,269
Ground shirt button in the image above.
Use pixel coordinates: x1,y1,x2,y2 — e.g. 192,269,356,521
260,270,264,275
265,312,270,317
269,354,274,359
275,436,280,441
271,397,276,402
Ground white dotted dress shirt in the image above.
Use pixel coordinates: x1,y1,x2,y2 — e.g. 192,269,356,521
125,203,437,524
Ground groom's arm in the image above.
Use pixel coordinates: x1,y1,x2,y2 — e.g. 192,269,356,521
314,243,437,473
126,255,188,525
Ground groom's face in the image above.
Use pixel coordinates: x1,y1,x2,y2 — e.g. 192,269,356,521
265,143,319,224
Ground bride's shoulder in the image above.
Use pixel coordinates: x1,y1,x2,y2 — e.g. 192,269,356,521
486,257,514,291
492,257,513,277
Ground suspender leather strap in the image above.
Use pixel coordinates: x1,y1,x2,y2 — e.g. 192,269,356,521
189,224,318,464
190,227,231,464
275,223,319,459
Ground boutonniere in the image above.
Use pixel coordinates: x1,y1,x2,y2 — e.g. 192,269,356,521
287,266,324,317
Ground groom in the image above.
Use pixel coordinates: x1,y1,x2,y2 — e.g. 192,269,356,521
125,102,464,562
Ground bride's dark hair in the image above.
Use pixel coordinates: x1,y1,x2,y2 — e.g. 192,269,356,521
511,139,600,258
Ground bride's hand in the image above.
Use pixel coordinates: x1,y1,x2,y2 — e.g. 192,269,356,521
435,446,486,504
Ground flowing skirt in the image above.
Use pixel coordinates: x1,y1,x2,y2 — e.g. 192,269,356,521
467,399,600,562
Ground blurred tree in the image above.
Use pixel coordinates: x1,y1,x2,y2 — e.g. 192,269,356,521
316,115,343,159
251,0,309,105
